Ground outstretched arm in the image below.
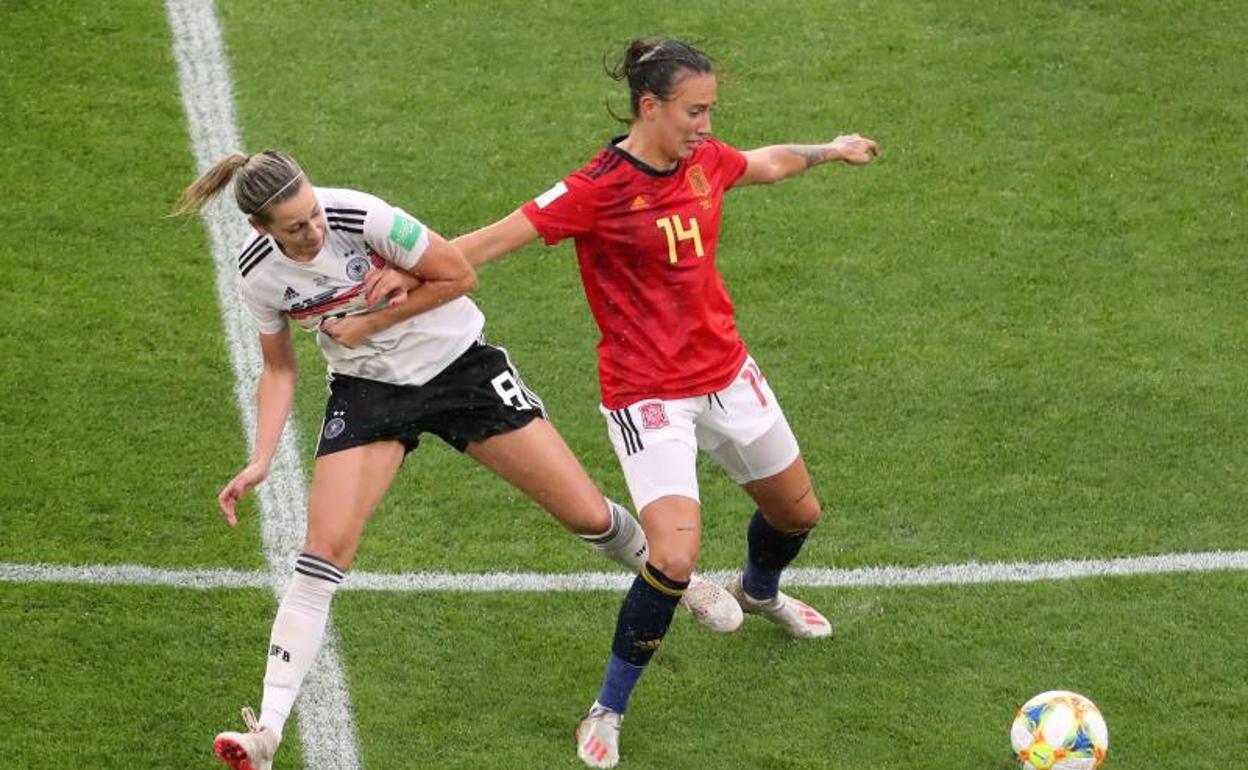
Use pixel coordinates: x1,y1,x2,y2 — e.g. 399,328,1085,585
738,133,880,186
452,209,541,266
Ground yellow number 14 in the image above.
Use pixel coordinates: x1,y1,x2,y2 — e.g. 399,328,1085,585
656,214,704,264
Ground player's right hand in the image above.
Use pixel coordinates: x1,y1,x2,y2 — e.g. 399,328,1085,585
829,133,880,165
217,462,268,527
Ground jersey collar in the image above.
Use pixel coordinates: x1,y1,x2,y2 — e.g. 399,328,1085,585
607,135,681,178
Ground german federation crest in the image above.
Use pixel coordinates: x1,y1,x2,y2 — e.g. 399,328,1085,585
323,416,346,440
345,256,370,282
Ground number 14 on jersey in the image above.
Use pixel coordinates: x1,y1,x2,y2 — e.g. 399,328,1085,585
656,214,704,264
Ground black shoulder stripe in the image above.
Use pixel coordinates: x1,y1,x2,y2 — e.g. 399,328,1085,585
328,223,364,234
585,153,623,180
237,233,268,266
327,215,365,225
324,207,367,216
239,242,274,277
583,152,614,179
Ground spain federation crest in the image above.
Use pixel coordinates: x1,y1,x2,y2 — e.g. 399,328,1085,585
639,401,670,430
687,164,710,198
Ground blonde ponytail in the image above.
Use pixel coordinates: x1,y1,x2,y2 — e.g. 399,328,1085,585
171,152,249,217
171,149,305,221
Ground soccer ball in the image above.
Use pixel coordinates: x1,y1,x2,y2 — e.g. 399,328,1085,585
1010,690,1109,769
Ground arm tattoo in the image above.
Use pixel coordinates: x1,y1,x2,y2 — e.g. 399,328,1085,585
784,145,833,169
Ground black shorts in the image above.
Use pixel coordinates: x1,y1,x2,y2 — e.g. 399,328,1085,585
315,341,547,457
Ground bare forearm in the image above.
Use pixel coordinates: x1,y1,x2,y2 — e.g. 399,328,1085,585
251,367,296,470
451,226,501,266
779,144,843,173
759,145,838,182
367,270,476,331
741,134,879,186
452,209,539,266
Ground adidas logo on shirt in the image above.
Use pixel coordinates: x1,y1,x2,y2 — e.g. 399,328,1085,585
283,286,299,301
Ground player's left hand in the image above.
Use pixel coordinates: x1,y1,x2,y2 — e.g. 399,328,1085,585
365,266,422,307
829,133,880,165
321,314,377,349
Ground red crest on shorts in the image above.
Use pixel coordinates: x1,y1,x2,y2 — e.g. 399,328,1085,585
639,402,669,430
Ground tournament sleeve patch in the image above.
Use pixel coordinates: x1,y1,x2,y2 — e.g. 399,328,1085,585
535,181,568,209
388,210,424,250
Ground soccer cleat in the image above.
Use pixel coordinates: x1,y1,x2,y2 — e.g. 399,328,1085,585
730,576,833,639
681,574,744,632
575,704,622,769
213,706,278,770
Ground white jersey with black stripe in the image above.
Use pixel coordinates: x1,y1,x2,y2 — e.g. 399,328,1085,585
236,186,484,386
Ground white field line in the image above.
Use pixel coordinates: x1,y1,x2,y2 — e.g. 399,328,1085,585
163,2,360,768
5,550,1247,592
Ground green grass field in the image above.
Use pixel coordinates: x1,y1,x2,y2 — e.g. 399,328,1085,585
2,0,1245,767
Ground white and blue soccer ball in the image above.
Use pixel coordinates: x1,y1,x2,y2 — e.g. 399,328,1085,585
1010,690,1109,769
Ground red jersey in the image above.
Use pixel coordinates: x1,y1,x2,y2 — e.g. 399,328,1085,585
521,137,750,409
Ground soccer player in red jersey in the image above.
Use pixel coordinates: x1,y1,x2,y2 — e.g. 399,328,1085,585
372,38,880,768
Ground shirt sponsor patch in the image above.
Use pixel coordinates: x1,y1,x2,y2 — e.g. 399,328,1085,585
535,181,568,209
388,210,423,250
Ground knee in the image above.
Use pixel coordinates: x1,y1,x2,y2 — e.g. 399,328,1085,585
766,502,822,533
566,499,614,537
648,550,698,583
792,505,823,532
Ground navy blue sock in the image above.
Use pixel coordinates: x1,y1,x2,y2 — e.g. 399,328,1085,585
596,562,687,713
742,509,810,600
596,655,644,714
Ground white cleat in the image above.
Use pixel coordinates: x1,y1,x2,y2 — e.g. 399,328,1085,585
575,703,622,768
682,574,744,633
213,706,278,770
730,576,833,639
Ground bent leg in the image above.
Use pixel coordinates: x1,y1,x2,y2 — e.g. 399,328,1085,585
710,415,832,638
730,457,832,638
467,418,610,535
258,441,405,739
740,454,822,596
709,411,821,596
743,454,821,532
467,419,648,571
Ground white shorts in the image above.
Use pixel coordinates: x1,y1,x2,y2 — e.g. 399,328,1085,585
600,355,801,513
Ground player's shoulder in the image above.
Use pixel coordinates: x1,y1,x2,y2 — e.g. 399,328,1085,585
236,229,275,278
692,136,741,161
575,144,625,183
316,186,390,235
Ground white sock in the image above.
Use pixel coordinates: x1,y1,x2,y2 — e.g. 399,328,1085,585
257,554,344,740
581,499,648,573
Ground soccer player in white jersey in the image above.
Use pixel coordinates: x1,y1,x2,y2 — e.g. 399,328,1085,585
174,149,739,770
